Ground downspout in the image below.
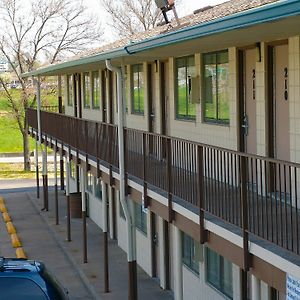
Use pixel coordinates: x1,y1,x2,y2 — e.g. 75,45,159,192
105,59,137,298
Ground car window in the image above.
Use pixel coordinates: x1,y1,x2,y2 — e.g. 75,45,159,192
0,277,48,300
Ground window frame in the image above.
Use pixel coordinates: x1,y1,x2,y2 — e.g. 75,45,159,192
175,55,196,121
134,202,147,235
92,71,100,109
202,50,230,125
182,232,200,275
131,64,144,115
206,247,233,299
86,172,93,193
83,72,91,109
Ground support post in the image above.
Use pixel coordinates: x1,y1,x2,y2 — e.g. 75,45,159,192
240,155,250,299
42,137,49,211
54,140,59,225
60,151,64,190
35,141,40,199
106,59,137,300
80,167,88,263
66,160,71,242
102,181,109,293
173,225,183,300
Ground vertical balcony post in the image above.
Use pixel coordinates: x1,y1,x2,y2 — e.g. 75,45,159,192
60,147,64,191
80,167,88,263
66,160,71,242
35,140,40,199
54,140,59,225
197,145,207,244
166,138,173,222
143,132,149,208
240,154,250,299
101,181,110,293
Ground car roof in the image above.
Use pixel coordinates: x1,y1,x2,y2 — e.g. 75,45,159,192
0,257,40,273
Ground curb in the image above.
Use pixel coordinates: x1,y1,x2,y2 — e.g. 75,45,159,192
26,192,101,300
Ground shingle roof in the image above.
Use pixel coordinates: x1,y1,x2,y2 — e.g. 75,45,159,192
68,0,279,61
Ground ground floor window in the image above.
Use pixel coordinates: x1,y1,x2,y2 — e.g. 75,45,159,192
182,232,200,274
134,202,147,235
206,248,233,299
94,177,101,199
69,161,76,179
87,172,93,193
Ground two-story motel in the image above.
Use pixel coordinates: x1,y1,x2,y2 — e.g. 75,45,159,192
23,0,300,299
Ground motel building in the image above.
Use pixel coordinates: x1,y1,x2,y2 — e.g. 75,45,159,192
23,0,300,299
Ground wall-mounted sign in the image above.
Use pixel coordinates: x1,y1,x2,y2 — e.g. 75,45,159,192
287,274,300,300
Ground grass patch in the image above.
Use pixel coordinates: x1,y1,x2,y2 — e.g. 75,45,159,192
0,89,58,153
0,163,36,179
0,162,56,179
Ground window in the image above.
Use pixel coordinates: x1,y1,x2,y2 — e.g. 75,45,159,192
69,160,76,179
94,177,101,199
83,72,90,108
67,75,73,106
182,232,200,274
87,173,93,193
92,71,100,109
119,200,125,219
175,56,196,120
206,248,233,299
134,202,147,234
203,51,229,124
131,64,144,115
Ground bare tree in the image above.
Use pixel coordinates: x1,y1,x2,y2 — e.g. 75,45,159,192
100,0,162,38
0,0,103,171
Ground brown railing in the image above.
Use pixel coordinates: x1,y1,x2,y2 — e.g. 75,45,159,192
27,108,300,257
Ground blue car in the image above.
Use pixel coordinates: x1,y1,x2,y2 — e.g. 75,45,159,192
0,257,69,300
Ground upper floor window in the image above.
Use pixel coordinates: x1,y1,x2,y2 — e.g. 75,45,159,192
182,232,200,274
206,248,233,299
67,75,73,106
92,71,100,109
134,202,147,235
83,72,90,108
131,64,144,115
203,50,229,124
175,56,196,120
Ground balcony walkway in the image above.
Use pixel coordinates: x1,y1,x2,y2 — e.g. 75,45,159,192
0,187,173,300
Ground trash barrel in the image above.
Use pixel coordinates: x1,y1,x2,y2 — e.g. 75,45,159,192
69,192,82,218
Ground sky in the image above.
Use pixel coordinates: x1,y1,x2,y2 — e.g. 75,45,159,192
86,0,228,41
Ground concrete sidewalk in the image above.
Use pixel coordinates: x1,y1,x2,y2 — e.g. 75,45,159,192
0,188,173,300
0,155,54,163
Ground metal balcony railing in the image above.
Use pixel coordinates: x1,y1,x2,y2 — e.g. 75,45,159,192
27,108,300,258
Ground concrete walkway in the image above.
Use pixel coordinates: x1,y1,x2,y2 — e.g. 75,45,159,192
0,185,173,300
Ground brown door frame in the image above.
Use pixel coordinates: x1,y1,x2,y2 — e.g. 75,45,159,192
237,49,245,153
77,73,82,119
160,62,167,136
73,74,78,118
163,219,170,290
101,70,106,122
148,63,154,133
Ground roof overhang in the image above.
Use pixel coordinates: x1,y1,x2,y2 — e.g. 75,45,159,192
21,0,300,78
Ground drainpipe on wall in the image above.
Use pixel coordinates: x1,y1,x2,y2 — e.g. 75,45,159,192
105,59,137,300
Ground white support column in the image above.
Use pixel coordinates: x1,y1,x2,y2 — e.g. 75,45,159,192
251,275,261,300
101,181,108,232
173,225,183,300
158,216,166,289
